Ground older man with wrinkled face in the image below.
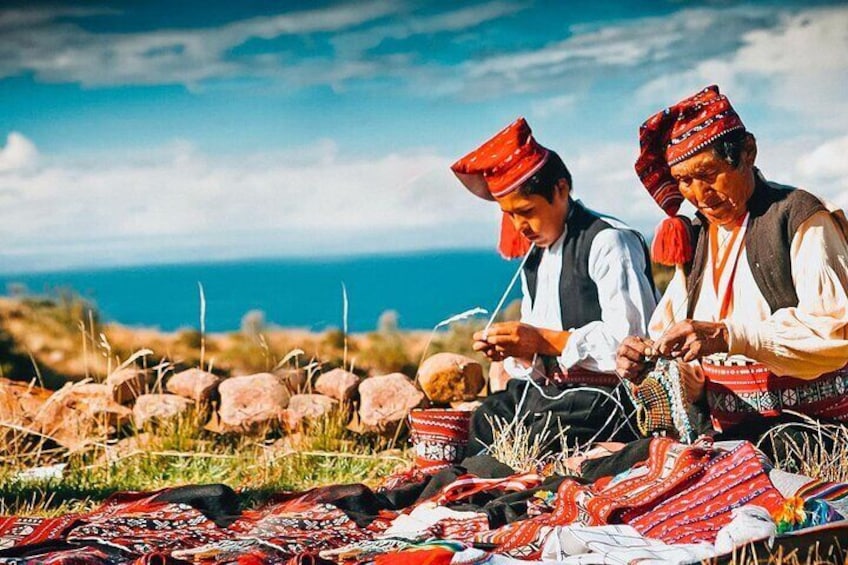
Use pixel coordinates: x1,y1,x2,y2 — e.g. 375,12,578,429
616,85,848,454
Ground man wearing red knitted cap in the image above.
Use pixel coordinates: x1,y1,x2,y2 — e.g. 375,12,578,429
617,85,848,453
451,118,658,453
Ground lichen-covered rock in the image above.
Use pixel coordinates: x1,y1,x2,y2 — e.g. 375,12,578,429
418,353,485,404
106,368,149,405
166,368,222,403
33,383,132,451
217,373,290,431
358,373,424,431
288,394,337,421
133,394,193,428
314,368,360,401
0,377,52,425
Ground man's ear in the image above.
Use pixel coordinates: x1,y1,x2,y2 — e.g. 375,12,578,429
555,178,571,198
741,133,757,168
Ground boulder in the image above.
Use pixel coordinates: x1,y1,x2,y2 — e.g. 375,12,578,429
0,378,52,425
418,353,485,403
217,373,290,431
166,368,222,403
358,373,425,431
106,368,149,405
488,361,511,393
133,394,193,428
314,368,360,401
33,383,132,451
288,394,337,422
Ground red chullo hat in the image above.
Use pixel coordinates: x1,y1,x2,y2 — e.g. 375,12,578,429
635,85,746,266
451,117,550,259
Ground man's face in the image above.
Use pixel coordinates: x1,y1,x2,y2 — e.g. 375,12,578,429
495,180,569,248
669,145,755,227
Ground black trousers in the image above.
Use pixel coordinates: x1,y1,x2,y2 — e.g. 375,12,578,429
468,379,639,456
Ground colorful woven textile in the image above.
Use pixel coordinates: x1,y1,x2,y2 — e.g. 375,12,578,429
4,441,847,564
475,438,784,559
0,515,80,549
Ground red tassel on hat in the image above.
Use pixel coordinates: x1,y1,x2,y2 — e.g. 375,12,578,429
652,215,693,266
498,212,532,259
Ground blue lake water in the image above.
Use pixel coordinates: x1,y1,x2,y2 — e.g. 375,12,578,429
0,251,522,332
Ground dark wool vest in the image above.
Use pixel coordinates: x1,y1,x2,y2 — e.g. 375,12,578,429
686,175,826,318
524,200,654,330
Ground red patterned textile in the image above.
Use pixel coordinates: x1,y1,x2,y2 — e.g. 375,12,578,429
451,117,551,258
427,473,544,506
408,409,472,470
66,490,229,555
451,117,549,201
702,358,848,433
625,442,784,544
476,439,784,559
0,515,80,549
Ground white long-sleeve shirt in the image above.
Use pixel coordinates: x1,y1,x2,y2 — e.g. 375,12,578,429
510,203,659,375
650,201,848,398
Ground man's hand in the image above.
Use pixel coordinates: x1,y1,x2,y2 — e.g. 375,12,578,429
653,320,729,362
615,335,655,381
472,322,568,361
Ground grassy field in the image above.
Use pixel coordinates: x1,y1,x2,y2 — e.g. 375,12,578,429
0,406,407,517
0,290,487,515
0,289,846,564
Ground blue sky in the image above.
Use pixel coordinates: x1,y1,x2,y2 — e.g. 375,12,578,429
0,0,846,273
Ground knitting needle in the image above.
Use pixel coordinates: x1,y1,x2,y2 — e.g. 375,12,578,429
481,243,536,341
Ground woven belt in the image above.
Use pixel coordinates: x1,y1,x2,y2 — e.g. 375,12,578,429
701,357,848,432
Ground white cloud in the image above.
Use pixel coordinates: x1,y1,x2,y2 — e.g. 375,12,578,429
0,132,38,172
796,135,848,181
530,94,577,118
792,135,848,208
0,135,502,272
0,1,526,89
0,132,679,273
0,1,399,87
446,6,776,98
636,7,848,129
330,1,527,55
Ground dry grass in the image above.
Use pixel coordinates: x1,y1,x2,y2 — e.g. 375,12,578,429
758,415,848,483
483,412,574,476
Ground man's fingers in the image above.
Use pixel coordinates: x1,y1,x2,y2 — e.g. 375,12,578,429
472,340,492,353
617,344,647,363
616,358,645,380
485,334,519,346
682,340,702,363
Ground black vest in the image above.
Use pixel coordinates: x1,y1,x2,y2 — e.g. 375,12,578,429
686,175,826,318
524,200,654,330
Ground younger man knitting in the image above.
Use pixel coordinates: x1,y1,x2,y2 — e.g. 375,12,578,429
451,118,658,453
